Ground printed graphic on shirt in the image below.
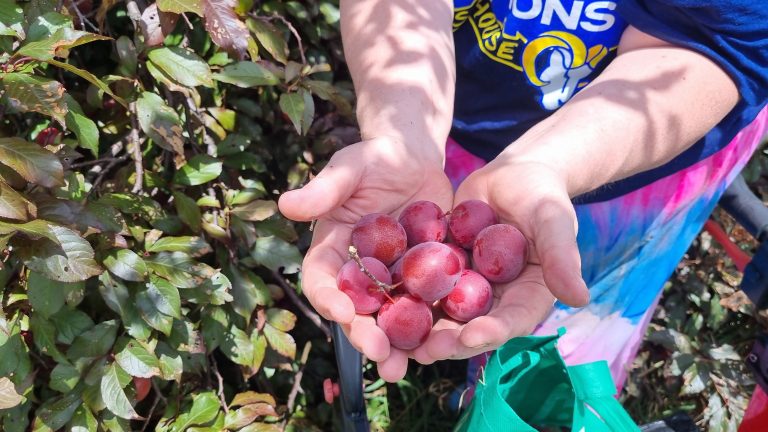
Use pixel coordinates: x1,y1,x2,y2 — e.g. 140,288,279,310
454,0,624,110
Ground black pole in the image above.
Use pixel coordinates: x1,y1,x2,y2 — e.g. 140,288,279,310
331,322,369,432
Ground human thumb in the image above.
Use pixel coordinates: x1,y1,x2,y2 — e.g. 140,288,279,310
278,152,364,222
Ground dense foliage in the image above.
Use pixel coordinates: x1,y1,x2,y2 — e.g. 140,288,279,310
0,0,356,430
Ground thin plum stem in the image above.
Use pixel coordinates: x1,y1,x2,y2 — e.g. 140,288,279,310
348,246,396,292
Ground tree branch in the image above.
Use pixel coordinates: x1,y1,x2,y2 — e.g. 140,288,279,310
270,270,331,340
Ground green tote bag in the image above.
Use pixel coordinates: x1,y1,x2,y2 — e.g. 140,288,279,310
455,329,640,432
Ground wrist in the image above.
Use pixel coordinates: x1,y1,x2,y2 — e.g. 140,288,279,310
360,131,447,168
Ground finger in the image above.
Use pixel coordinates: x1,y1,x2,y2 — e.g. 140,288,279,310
412,315,465,363
278,148,365,221
301,221,355,324
342,314,390,362
377,348,409,382
424,328,464,360
530,197,590,307
460,272,555,350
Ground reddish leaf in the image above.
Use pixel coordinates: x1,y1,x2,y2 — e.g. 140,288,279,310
140,4,180,47
202,0,250,60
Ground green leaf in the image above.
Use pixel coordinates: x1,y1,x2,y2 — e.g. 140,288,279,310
246,18,287,64
226,267,270,319
135,289,174,335
147,252,217,288
223,403,277,430
299,88,315,135
201,307,229,353
157,0,202,15
173,192,202,233
68,405,98,432
98,193,165,220
27,271,72,318
174,155,223,186
48,59,128,109
29,314,68,363
146,276,181,319
155,342,183,381
35,391,82,431
17,27,110,60
212,61,279,87
147,236,212,256
0,138,64,187
201,0,250,60
0,377,23,409
98,272,130,317
266,308,296,332
103,248,148,282
1,73,66,123
0,219,57,242
0,0,25,38
251,332,266,372
101,363,141,420
21,225,102,282
67,320,118,360
49,362,80,393
115,340,161,378
63,94,99,157
100,411,131,432
250,236,302,274
186,271,233,306
238,423,281,432
230,392,276,408
230,200,277,221
49,308,94,345
221,326,253,366
171,391,220,432
147,47,214,88
263,324,296,359
279,92,305,135
136,91,184,155
26,12,70,42
0,180,35,221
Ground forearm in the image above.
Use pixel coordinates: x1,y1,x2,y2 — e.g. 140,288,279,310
495,26,739,197
340,0,455,165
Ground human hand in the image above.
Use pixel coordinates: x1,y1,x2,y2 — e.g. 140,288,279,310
411,159,590,364
278,136,453,381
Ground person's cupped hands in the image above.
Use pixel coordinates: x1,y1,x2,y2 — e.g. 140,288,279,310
410,158,591,366
278,136,453,381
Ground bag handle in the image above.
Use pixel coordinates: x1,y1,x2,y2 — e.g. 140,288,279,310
568,362,640,432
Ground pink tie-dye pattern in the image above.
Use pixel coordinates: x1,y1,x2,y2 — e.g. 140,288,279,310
449,106,768,392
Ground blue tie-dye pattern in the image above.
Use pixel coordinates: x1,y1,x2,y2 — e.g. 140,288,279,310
551,180,734,324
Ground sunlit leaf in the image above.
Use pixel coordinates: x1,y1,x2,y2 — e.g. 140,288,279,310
174,155,223,186
157,0,202,15
0,181,35,221
64,94,99,157
0,137,64,187
101,363,142,420
0,377,23,409
246,18,287,63
263,324,295,359
230,200,277,221
212,61,279,87
201,0,250,60
21,225,102,282
103,248,148,282
265,308,296,332
148,47,214,88
115,340,161,378
136,91,184,156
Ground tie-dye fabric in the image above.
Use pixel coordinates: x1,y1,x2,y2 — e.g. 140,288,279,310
446,106,768,392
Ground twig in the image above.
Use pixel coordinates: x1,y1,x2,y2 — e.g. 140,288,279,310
85,154,130,200
255,14,306,64
151,379,168,404
270,270,331,340
69,156,126,169
69,0,99,32
348,246,397,292
286,342,311,414
140,393,161,432
210,354,229,414
129,103,143,193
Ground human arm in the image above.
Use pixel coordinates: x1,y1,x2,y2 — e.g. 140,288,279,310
278,0,456,381
415,25,745,362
